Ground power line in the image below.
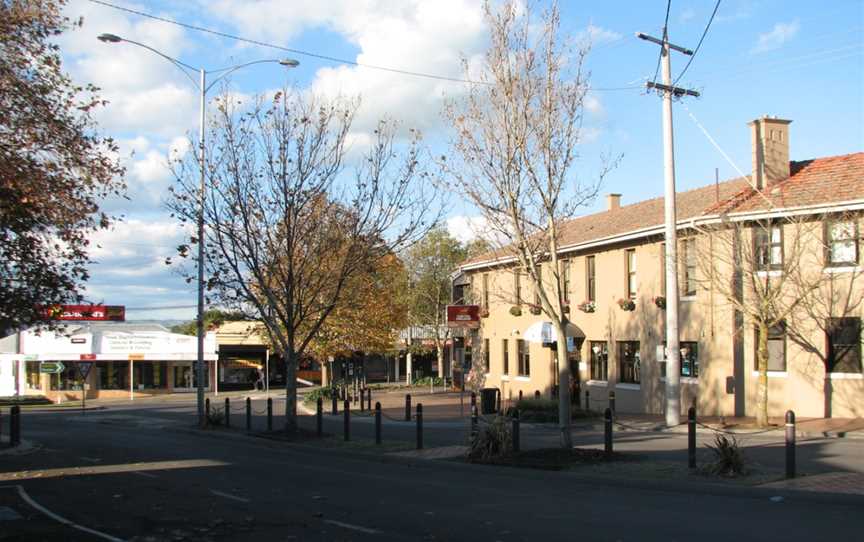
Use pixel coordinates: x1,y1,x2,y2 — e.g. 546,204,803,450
672,0,721,87
650,0,672,86
88,0,643,92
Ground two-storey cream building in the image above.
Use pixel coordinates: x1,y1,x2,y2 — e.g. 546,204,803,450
458,117,863,418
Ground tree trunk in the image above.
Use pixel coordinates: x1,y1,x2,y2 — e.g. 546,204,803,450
436,342,444,381
284,337,298,434
756,321,769,427
554,322,572,448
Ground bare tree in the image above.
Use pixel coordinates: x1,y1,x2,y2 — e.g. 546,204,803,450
168,90,438,433
694,213,863,425
442,1,617,448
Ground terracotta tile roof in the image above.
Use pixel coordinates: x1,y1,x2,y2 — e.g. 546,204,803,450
463,152,863,268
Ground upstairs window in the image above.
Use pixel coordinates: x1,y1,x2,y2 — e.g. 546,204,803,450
513,270,522,306
517,339,530,376
683,238,697,296
754,223,783,271
586,256,596,303
626,249,636,299
482,273,490,309
483,338,490,373
502,339,509,375
755,322,787,372
825,219,859,267
561,260,571,304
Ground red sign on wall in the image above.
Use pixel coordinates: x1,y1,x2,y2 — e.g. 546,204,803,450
41,305,126,322
446,305,481,329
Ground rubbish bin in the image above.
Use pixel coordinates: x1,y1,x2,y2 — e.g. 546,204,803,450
480,387,500,415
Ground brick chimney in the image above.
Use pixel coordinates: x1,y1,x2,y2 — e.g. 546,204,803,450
749,116,792,190
606,193,621,211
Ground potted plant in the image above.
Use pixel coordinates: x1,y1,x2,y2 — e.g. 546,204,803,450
577,301,596,313
653,296,666,309
617,298,636,311
529,304,542,315
480,308,490,318
509,305,522,317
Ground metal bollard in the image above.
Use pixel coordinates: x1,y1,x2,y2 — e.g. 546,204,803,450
367,388,373,411
224,398,231,428
405,393,412,421
688,406,696,469
246,397,252,432
604,407,613,457
534,390,540,399
608,390,616,416
205,397,211,419
375,402,382,445
471,404,479,436
10,405,21,447
331,392,338,416
512,410,520,453
266,397,273,432
585,389,590,413
316,397,323,437
518,390,523,401
785,410,796,479
360,389,366,412
343,399,351,441
416,403,423,450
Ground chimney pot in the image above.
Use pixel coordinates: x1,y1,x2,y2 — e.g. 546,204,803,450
748,116,792,191
606,193,622,211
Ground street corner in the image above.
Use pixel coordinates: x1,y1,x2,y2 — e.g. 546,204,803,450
0,484,118,541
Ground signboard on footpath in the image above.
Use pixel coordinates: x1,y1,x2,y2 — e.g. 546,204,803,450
446,305,481,329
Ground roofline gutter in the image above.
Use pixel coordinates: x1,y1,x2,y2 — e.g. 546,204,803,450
459,198,864,272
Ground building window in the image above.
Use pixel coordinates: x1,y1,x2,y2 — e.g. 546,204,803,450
482,273,489,309
483,339,490,373
100,361,129,390
51,364,81,391
827,317,862,373
660,341,699,378
754,222,783,271
589,341,608,381
517,339,530,376
513,270,522,306
561,260,571,304
464,345,473,371
502,339,509,375
25,361,41,390
683,238,697,296
618,341,641,384
825,219,859,266
586,256,596,303
754,322,787,372
626,249,636,299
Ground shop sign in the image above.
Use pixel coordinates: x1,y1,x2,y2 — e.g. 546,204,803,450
80,354,97,361
446,305,480,329
39,361,65,374
128,353,145,361
40,304,125,322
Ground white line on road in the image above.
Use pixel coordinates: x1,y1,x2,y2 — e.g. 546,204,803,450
324,519,382,534
1,485,125,542
79,457,102,463
131,471,158,479
209,490,250,503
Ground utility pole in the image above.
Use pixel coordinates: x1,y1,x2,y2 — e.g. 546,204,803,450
637,31,699,427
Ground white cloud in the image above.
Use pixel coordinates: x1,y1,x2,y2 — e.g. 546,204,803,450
679,8,696,24
584,94,604,116
580,24,621,46
751,20,800,54
447,215,506,245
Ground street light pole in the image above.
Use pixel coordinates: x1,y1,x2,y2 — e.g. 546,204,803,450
97,34,298,426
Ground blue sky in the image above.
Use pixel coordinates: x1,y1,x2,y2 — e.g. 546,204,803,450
57,0,863,321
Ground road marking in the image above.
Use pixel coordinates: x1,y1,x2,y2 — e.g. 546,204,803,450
324,519,381,534
209,490,250,503
132,471,158,479
0,485,124,542
80,457,102,463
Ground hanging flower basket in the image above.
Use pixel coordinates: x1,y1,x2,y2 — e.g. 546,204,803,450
509,305,522,317
528,304,542,315
480,308,490,318
577,301,596,313
562,302,570,314
653,296,666,310
617,298,636,311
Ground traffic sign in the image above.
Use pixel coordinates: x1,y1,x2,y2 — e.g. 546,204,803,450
76,361,94,380
39,361,65,374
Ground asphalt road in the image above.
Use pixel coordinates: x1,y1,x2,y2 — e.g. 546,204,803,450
0,398,861,541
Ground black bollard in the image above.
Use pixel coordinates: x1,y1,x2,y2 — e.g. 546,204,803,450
331,392,338,416
518,390,523,402
585,389,590,413
367,388,373,411
205,398,211,425
512,410,521,453
246,397,252,432
688,406,696,469
416,404,423,450
609,390,616,416
266,397,273,432
405,393,412,422
317,397,323,437
10,405,20,447
604,407,613,457
343,399,351,441
534,390,540,399
375,401,382,445
470,391,477,413
360,389,366,412
785,410,796,479
471,404,479,436
224,398,231,428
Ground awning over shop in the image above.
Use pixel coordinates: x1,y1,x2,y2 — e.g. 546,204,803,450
225,358,262,369
522,321,585,352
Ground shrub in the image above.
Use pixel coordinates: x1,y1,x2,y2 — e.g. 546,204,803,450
205,406,225,427
504,398,596,423
702,434,747,477
467,415,513,463
303,387,335,406
413,376,445,387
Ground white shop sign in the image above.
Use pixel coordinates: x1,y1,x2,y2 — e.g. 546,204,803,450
98,333,197,355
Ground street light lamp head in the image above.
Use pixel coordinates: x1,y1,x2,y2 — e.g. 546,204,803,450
279,58,300,68
97,33,123,43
